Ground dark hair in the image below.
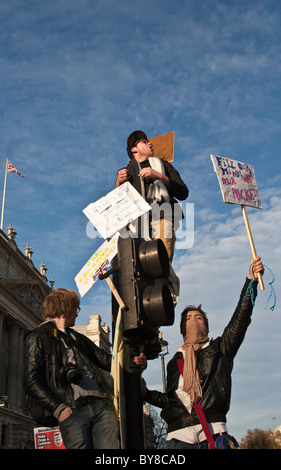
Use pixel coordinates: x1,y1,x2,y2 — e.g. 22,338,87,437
180,304,209,338
127,130,148,158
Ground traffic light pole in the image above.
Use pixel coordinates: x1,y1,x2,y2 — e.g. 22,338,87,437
110,257,145,449
105,236,175,449
122,342,145,449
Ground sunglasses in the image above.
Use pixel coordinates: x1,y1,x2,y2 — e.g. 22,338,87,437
133,139,151,147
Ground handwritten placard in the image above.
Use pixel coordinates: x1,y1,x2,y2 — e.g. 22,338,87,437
83,182,151,239
75,235,119,297
210,154,262,209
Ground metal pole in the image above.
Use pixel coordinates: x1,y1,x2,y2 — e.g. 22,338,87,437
123,343,145,449
1,159,8,231
160,354,167,393
111,260,145,449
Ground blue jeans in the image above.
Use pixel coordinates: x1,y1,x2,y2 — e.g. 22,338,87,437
59,398,119,449
167,438,209,449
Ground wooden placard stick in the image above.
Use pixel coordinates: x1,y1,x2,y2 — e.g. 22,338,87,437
106,276,127,310
98,268,127,310
241,205,265,290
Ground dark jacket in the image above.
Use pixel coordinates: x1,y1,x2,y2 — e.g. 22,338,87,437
24,320,112,417
125,158,189,204
145,278,258,433
118,158,188,228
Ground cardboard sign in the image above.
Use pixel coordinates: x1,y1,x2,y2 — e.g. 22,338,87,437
33,427,65,449
75,235,119,297
149,131,174,162
83,182,150,239
210,154,262,209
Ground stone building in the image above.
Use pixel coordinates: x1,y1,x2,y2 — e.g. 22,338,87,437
0,223,158,449
0,225,53,448
0,224,113,449
73,315,111,354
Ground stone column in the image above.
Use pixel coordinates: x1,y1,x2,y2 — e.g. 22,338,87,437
0,311,5,394
17,325,26,411
7,320,20,410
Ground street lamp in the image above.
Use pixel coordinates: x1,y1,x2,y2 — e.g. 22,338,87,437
0,396,8,407
158,332,169,393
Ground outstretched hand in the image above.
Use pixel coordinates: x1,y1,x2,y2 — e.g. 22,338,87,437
248,256,264,280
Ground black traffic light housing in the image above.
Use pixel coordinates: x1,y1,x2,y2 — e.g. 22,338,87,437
117,235,174,347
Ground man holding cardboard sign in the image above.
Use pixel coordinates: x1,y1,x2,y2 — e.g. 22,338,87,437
115,130,189,261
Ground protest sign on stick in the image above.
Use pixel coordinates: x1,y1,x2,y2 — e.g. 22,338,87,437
75,234,126,308
75,235,119,297
211,154,264,290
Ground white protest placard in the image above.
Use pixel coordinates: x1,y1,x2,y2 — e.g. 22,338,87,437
210,154,262,209
75,235,119,297
211,153,264,290
83,181,151,239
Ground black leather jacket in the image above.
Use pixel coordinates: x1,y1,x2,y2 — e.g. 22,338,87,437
125,158,189,203
145,278,258,433
24,320,112,417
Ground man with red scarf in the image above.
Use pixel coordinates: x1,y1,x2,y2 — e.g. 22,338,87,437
144,257,264,449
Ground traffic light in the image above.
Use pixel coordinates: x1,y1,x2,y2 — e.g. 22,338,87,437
117,235,174,345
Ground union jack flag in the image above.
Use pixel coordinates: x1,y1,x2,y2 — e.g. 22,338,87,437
92,259,110,282
8,161,27,177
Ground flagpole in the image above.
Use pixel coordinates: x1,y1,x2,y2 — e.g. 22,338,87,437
1,158,8,231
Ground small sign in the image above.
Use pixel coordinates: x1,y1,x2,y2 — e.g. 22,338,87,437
149,131,174,162
83,182,150,239
75,235,119,297
33,426,65,449
210,154,262,209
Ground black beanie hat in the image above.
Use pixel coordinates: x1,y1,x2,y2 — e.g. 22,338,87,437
127,130,148,158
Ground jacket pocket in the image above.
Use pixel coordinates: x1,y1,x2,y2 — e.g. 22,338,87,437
214,374,227,404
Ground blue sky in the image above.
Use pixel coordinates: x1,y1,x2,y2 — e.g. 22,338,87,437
1,0,281,441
